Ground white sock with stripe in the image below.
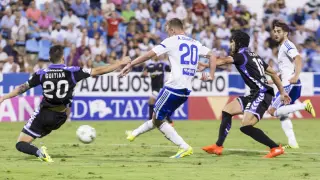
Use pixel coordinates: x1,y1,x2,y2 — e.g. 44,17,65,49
274,103,305,117
132,120,155,137
159,122,189,150
280,116,298,146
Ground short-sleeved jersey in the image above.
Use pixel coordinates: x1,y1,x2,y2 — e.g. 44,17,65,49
277,39,299,86
145,61,171,90
27,64,91,108
152,35,210,90
233,47,274,95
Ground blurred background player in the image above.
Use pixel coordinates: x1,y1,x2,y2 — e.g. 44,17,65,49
119,18,217,158
201,30,291,158
142,55,173,125
0,45,130,162
268,20,316,149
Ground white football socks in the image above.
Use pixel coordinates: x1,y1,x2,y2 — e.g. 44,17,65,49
274,103,305,117
280,116,298,146
132,120,155,137
159,122,189,150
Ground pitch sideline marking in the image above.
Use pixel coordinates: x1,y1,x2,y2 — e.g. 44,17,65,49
108,143,320,155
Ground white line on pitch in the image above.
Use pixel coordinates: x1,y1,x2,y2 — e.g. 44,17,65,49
107,143,320,155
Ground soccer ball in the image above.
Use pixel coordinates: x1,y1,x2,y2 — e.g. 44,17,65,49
76,125,96,144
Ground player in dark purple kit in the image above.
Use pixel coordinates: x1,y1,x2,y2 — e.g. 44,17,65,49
200,30,291,158
0,45,130,162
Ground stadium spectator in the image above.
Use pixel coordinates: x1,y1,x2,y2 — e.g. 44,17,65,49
192,0,206,17
122,4,135,23
11,17,27,43
61,8,81,27
258,24,270,45
65,23,81,45
292,8,306,27
304,12,320,35
259,41,273,63
77,28,92,47
135,3,151,21
90,0,101,10
110,31,125,57
50,1,66,20
161,0,172,14
67,45,81,66
88,22,104,38
88,8,104,27
37,11,53,30
0,8,15,33
3,39,18,62
0,46,8,63
50,22,66,44
0,35,6,48
200,26,215,49
80,47,92,68
304,0,319,14
71,0,89,19
293,26,308,45
93,54,106,67
216,23,231,49
308,46,320,72
26,1,41,22
210,9,225,27
106,11,124,41
176,2,187,20
90,35,106,58
2,56,20,73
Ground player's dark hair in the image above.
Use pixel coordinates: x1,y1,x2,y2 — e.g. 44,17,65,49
49,45,64,64
230,30,250,53
272,20,290,33
166,18,184,30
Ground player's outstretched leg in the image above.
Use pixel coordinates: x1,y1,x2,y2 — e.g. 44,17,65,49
274,100,316,117
126,120,155,142
202,98,242,155
166,115,173,126
154,119,192,158
279,115,299,149
16,132,53,162
240,112,284,158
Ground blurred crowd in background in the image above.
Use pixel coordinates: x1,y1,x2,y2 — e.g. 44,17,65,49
0,0,319,73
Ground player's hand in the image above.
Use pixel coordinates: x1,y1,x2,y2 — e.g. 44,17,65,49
200,72,213,81
289,75,299,84
197,64,207,72
280,93,291,105
118,63,132,77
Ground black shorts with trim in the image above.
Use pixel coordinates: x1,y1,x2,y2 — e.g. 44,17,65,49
22,108,67,138
237,91,273,120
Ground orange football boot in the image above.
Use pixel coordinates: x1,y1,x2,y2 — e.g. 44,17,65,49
264,146,284,158
202,144,224,155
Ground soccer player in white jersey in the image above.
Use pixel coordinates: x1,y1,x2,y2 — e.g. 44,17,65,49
268,20,316,149
119,18,217,158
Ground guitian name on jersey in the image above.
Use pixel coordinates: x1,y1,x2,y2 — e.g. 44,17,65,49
44,69,66,79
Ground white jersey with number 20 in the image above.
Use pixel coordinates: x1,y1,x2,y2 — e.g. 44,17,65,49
152,35,210,90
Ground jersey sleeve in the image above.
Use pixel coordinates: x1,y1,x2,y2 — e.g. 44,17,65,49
284,41,299,59
73,68,92,82
152,38,171,56
198,43,211,56
233,53,246,66
27,73,41,88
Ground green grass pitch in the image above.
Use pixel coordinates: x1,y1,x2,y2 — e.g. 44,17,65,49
0,120,320,180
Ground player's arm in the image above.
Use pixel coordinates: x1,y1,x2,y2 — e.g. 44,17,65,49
198,56,234,71
265,66,291,104
91,56,131,76
119,38,170,77
0,72,40,103
290,54,302,84
0,83,30,103
206,51,217,80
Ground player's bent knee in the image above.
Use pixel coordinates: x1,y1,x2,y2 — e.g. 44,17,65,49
280,115,288,121
16,141,26,152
